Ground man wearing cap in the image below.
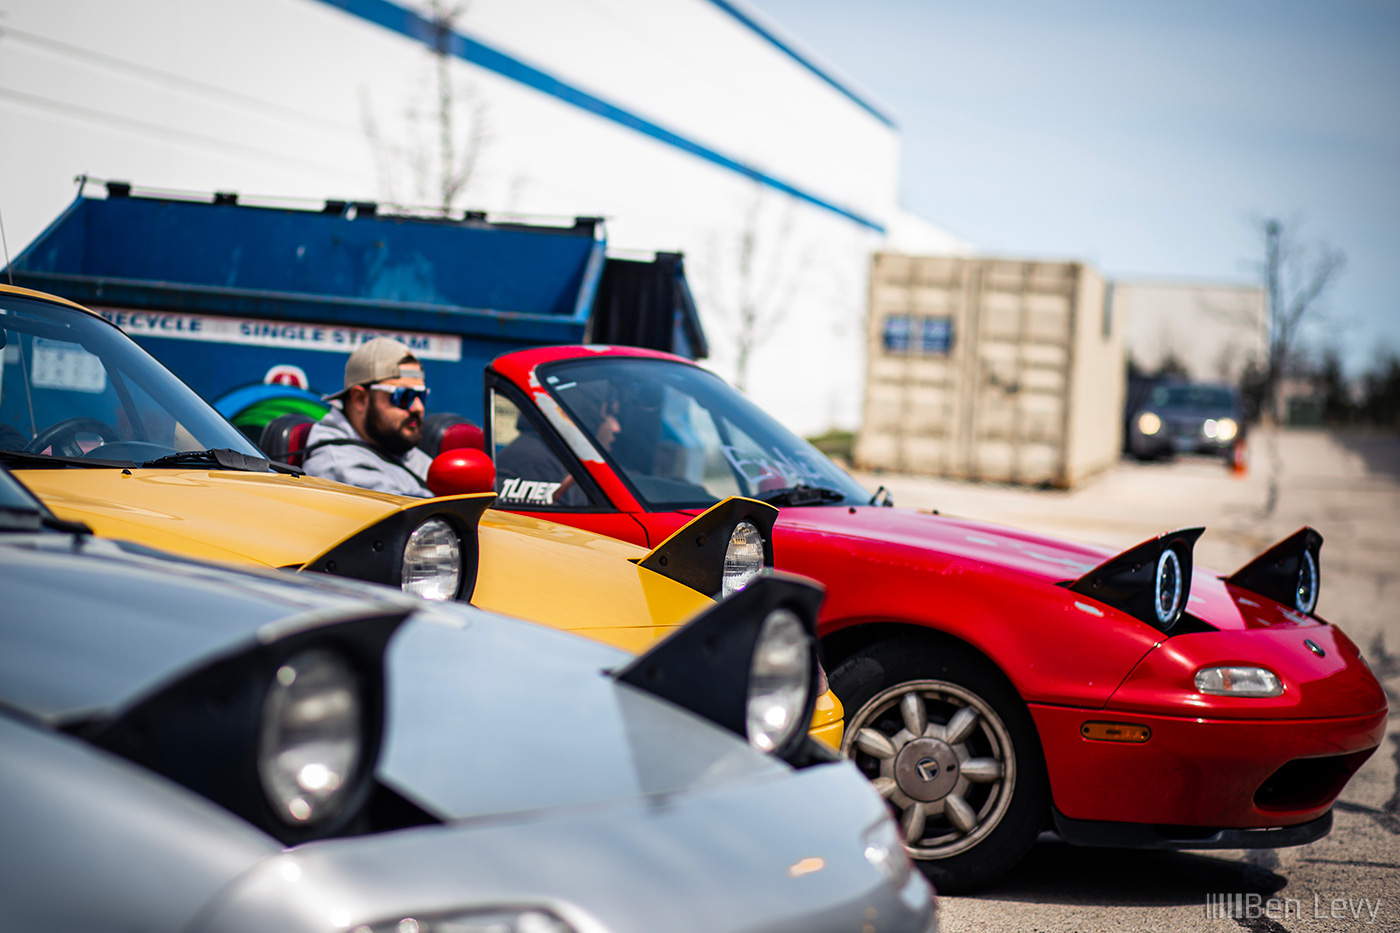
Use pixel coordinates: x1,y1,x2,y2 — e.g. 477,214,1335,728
302,337,434,497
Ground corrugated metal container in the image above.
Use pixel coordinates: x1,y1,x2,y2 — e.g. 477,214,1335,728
855,253,1123,487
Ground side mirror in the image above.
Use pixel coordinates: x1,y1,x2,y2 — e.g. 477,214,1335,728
428,448,496,497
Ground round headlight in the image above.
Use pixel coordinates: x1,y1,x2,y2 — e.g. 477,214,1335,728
1154,548,1183,627
1217,418,1239,441
745,608,811,753
722,520,764,598
1137,411,1161,436
1296,549,1318,614
402,518,462,601
259,648,363,826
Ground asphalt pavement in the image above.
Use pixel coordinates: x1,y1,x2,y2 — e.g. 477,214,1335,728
852,428,1400,933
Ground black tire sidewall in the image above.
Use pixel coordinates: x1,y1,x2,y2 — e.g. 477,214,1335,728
831,636,1049,894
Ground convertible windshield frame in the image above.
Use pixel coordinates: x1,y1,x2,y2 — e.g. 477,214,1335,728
535,356,868,510
0,295,265,465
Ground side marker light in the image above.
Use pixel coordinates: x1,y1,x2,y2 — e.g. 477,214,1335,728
1081,721,1151,743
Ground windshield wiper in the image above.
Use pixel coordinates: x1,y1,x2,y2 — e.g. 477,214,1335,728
140,448,298,474
756,484,847,507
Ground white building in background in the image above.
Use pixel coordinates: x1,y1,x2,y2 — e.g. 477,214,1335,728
0,0,964,434
1113,279,1267,384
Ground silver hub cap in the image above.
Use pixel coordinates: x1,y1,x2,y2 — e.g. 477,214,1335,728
843,680,1016,860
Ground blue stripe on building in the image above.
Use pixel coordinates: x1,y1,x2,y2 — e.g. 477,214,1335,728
312,0,886,233
704,0,897,129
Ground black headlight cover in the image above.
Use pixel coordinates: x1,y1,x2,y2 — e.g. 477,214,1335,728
614,572,827,765
301,493,496,601
1068,527,1205,632
637,496,778,596
1226,526,1323,615
82,602,411,845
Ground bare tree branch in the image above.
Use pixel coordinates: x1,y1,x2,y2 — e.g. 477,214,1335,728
1257,217,1346,422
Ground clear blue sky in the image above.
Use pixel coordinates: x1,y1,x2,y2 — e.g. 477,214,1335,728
749,0,1400,380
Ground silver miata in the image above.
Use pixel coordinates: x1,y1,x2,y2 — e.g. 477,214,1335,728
0,468,936,933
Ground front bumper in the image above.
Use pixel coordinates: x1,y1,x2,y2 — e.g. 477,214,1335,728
1029,703,1385,830
193,762,937,933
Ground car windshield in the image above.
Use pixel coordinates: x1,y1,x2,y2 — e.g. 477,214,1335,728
0,295,264,464
1150,385,1236,410
538,357,869,508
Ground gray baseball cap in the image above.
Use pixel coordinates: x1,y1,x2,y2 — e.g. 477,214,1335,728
323,337,424,400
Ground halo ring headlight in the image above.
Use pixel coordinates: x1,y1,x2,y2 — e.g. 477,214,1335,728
258,648,364,827
745,608,812,753
1154,548,1184,626
722,520,764,598
402,517,462,601
1296,549,1319,614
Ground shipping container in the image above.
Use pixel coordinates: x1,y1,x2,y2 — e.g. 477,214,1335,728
855,253,1123,487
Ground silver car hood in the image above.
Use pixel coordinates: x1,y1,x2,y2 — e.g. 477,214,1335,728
195,760,934,933
379,605,790,820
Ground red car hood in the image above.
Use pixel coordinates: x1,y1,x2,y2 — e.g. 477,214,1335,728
774,505,1115,586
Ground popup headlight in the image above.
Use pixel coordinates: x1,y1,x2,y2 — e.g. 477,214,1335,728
1226,526,1323,618
1195,666,1283,697
1296,549,1319,613
745,608,812,753
258,648,364,826
615,573,824,766
402,518,462,601
723,520,765,598
1153,548,1184,627
1137,411,1162,436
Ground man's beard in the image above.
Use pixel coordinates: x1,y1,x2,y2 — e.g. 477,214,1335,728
365,403,421,456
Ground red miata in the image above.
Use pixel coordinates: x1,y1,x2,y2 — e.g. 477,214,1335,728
472,344,1385,892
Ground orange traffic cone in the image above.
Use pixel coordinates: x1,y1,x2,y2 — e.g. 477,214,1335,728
1230,437,1248,476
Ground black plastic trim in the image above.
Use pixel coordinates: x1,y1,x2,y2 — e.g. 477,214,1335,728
1052,807,1332,850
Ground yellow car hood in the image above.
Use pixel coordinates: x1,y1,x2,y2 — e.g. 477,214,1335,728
15,468,710,651
15,468,405,568
474,510,713,654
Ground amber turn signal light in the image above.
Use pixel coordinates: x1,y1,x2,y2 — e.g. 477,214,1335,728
1081,721,1151,743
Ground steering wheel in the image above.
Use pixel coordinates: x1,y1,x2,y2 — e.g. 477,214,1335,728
24,418,123,458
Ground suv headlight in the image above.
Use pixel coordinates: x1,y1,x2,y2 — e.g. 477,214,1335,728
1195,666,1283,697
259,648,364,825
402,518,462,600
722,520,764,597
746,608,812,752
1137,411,1161,435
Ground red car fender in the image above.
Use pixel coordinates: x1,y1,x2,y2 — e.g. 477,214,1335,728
775,525,1165,710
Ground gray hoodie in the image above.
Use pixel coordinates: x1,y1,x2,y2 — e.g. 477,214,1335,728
302,406,434,498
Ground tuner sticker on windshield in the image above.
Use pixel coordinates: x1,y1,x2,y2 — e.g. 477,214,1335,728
498,477,562,506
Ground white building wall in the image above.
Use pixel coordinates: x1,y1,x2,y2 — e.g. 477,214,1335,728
1115,280,1268,384
0,0,938,434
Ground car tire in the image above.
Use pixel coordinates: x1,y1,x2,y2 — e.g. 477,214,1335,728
831,637,1049,894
